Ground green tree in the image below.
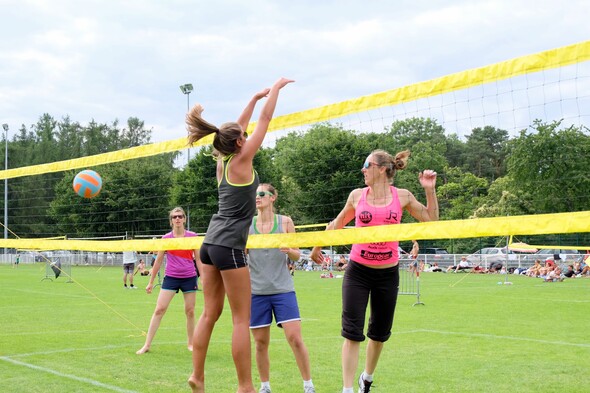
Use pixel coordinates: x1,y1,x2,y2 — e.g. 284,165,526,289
463,126,509,182
273,123,372,224
49,155,177,238
507,120,590,213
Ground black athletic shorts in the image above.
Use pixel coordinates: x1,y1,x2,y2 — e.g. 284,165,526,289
200,243,248,271
341,260,399,342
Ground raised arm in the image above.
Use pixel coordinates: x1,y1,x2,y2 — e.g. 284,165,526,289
240,77,294,160
236,88,271,132
401,169,439,222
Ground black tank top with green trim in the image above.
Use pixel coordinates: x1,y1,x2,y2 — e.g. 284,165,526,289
203,154,259,250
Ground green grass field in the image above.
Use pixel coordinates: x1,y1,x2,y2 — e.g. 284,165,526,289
1,263,588,393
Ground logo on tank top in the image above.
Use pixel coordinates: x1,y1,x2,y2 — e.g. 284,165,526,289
386,210,399,222
358,211,373,224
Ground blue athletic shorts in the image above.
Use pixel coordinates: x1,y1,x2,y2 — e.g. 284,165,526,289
200,243,248,271
250,291,301,329
161,275,198,293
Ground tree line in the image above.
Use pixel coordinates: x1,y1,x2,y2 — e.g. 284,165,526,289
3,114,589,253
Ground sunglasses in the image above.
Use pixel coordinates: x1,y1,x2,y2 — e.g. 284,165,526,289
363,161,380,169
170,214,185,219
256,191,273,197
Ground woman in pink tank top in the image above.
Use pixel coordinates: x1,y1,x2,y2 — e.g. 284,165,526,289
311,149,438,393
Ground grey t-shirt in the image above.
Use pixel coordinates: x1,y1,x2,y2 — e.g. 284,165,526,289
248,214,295,295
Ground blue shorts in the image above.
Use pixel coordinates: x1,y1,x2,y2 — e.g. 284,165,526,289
250,291,301,329
161,275,198,293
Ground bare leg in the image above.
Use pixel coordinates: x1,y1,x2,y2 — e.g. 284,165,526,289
364,338,384,375
136,289,176,354
282,321,312,381
221,267,256,393
342,338,360,389
251,326,271,383
189,265,225,393
183,291,196,351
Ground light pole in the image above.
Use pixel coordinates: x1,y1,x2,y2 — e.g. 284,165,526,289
179,83,194,230
2,123,8,257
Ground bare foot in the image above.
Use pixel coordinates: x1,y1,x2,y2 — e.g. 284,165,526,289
136,346,150,355
188,375,203,393
187,345,193,352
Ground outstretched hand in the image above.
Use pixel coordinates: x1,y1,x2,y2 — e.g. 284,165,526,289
253,88,270,100
419,170,437,189
273,77,295,90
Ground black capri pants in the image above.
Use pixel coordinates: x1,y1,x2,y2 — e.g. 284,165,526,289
341,260,399,342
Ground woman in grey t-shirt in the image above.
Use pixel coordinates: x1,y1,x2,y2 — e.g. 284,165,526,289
248,183,315,393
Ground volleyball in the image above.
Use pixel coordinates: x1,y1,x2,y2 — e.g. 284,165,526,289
73,169,102,198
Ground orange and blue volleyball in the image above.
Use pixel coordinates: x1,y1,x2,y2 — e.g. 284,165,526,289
73,170,102,198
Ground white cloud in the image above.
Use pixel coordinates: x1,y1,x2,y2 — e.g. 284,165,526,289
0,0,588,143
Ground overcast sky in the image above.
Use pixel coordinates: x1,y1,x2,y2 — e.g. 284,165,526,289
1,0,588,146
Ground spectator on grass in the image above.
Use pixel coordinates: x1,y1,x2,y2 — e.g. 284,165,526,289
539,258,556,277
544,266,564,282
446,257,470,273
575,259,590,277
454,257,471,273
526,260,542,277
488,261,503,273
136,207,201,356
563,265,577,278
337,255,348,271
134,259,150,276
429,262,443,272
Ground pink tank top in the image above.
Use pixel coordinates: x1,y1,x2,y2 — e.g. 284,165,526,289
349,186,402,265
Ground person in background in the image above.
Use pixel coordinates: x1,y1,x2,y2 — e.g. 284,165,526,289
311,149,438,393
337,255,348,271
136,207,201,355
134,259,150,276
123,243,138,289
248,183,315,393
187,78,294,393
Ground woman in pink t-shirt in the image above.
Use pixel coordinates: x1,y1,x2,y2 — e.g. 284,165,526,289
136,206,201,355
311,149,438,393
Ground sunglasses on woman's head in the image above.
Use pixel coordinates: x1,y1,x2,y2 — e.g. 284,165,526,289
170,214,185,219
256,191,273,197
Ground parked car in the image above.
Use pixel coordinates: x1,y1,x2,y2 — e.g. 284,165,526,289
521,248,581,264
466,247,516,266
417,247,456,267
